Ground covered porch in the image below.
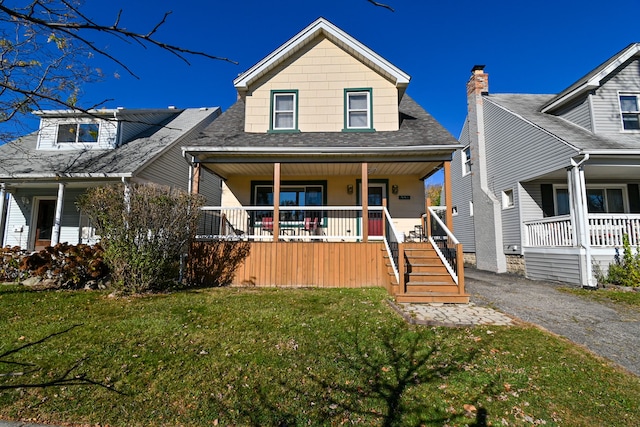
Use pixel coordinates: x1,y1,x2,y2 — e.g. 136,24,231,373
185,150,468,303
521,154,640,286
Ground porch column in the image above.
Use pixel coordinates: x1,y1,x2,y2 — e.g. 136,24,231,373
443,160,453,231
570,160,595,288
273,163,281,240
50,182,65,246
0,183,6,246
361,162,369,242
190,161,201,195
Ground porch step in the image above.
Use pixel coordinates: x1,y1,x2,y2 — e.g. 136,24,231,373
405,283,460,294
396,292,470,304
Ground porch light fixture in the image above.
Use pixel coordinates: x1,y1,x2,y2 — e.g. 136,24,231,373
347,184,354,194
392,185,399,195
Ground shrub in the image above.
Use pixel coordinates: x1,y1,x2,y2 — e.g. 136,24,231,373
77,183,204,294
19,243,109,289
606,234,640,287
186,240,251,287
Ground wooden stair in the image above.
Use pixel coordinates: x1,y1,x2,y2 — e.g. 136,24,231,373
395,243,469,304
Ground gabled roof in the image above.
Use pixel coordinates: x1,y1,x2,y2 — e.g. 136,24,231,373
183,95,459,155
0,107,220,179
540,43,640,113
487,94,640,151
233,17,411,91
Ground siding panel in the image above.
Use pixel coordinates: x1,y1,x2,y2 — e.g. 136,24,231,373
554,94,592,131
524,249,581,284
451,121,476,252
591,59,640,135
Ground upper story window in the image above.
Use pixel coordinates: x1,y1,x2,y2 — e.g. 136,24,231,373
270,90,298,132
56,123,100,143
344,88,373,131
462,146,471,175
619,94,640,130
502,189,514,209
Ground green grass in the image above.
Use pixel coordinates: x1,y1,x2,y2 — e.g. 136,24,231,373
1,285,640,426
560,286,640,307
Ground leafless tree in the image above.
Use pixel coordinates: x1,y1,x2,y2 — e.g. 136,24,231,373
0,0,236,143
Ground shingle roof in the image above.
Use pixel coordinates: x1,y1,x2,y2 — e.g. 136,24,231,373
486,94,639,151
0,108,219,179
184,95,459,152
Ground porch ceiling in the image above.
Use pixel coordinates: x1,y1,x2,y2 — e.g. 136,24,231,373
202,161,442,179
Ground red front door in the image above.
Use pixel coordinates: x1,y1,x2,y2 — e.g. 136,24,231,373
368,185,384,236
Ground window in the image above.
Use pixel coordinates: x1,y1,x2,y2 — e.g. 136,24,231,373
270,91,298,131
469,201,474,217
502,189,514,209
462,146,471,175
56,123,99,143
344,89,373,131
620,94,640,130
253,182,325,223
555,185,627,214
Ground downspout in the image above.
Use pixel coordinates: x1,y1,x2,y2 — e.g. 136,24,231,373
570,154,595,288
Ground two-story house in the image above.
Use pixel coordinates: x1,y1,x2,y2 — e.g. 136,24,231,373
452,43,640,288
0,106,221,251
182,18,468,302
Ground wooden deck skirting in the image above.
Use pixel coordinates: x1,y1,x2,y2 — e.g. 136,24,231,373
230,241,391,290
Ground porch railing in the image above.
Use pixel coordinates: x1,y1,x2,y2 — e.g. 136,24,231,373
524,214,640,248
425,206,461,285
524,215,573,247
196,206,403,283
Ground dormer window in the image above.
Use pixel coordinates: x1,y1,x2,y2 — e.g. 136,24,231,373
619,94,640,130
56,123,100,143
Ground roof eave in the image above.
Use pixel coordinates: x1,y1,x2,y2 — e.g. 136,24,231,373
233,17,411,90
541,43,640,113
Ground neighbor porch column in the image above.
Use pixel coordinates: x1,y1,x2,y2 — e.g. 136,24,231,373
443,160,453,231
0,183,6,246
361,162,369,242
273,162,281,240
50,182,65,246
190,161,201,195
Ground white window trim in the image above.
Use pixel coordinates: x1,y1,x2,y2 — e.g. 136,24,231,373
56,122,100,144
502,189,514,210
271,92,297,131
345,90,372,130
618,91,640,132
462,146,471,176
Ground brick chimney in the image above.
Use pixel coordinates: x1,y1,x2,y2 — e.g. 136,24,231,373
467,65,488,96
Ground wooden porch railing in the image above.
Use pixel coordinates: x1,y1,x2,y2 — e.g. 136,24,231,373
524,214,640,248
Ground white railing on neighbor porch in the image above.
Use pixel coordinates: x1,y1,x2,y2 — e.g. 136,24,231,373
524,214,640,247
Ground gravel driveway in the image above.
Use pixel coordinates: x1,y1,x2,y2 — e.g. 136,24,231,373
465,267,640,377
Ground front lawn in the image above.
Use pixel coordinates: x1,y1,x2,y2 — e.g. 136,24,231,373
1,285,639,426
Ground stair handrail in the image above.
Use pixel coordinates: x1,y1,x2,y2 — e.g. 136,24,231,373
424,207,459,284
382,207,400,284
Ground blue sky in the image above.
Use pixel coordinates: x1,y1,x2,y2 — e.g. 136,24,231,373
7,0,640,139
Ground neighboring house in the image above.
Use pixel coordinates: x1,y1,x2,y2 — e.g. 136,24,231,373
182,17,468,302
0,106,221,251
452,43,640,287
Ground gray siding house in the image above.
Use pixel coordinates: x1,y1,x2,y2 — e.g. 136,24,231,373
0,106,221,250
453,43,640,287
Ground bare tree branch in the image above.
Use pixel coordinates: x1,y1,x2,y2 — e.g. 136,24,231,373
367,0,395,12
